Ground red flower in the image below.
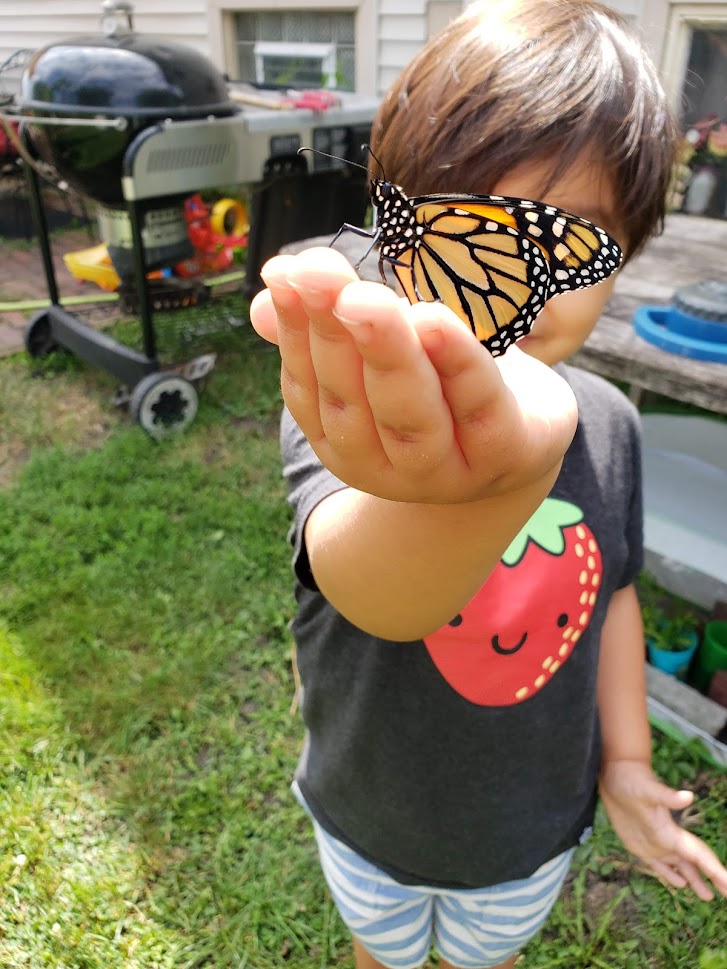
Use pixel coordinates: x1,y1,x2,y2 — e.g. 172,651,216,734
692,113,720,147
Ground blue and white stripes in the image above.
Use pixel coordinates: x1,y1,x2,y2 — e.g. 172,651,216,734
431,850,573,968
303,793,572,969
313,824,435,968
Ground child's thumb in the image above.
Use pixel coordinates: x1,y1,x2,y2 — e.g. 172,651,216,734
655,783,694,811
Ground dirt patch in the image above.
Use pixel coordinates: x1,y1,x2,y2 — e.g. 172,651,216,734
0,359,117,485
228,415,279,437
0,440,29,486
583,869,641,930
559,861,644,940
689,769,721,800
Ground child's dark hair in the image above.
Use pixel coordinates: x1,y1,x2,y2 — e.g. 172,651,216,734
370,0,677,260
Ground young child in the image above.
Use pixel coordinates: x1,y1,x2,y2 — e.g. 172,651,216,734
251,2,727,967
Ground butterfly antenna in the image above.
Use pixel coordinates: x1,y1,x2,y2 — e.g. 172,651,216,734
363,144,386,180
297,147,370,174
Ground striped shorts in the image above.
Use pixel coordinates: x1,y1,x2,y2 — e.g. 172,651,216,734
295,786,573,969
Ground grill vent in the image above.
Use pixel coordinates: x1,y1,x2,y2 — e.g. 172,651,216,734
146,143,232,173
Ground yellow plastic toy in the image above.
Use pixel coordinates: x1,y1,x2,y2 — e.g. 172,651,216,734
64,197,249,290
64,243,122,291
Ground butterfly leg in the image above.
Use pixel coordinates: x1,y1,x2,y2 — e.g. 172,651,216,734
330,222,376,249
328,224,385,280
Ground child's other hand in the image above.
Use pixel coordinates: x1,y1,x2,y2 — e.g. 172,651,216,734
599,759,727,900
250,247,577,504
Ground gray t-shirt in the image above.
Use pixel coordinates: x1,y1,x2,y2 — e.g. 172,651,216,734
282,364,643,889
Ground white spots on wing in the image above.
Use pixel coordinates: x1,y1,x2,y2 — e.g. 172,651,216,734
369,182,622,359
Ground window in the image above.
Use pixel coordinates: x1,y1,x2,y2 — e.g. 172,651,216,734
681,27,727,125
235,11,356,91
678,26,727,218
253,42,337,88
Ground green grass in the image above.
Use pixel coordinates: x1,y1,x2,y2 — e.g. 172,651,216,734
0,296,725,967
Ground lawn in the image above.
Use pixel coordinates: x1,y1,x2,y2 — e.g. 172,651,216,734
0,293,725,968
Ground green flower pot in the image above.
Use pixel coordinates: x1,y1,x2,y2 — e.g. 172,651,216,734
691,620,727,693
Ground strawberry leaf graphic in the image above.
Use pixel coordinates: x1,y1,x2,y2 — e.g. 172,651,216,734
502,498,584,567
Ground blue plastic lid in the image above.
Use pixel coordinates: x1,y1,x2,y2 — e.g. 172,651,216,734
633,306,727,363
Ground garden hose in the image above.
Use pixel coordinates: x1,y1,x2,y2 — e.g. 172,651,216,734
0,270,246,313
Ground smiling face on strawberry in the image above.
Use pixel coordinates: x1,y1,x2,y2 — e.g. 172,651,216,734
424,498,602,706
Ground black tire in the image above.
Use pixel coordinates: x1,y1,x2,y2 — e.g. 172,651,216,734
129,372,199,439
24,313,58,357
674,280,727,322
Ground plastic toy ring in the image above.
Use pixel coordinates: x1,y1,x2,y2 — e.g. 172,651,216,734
210,198,249,238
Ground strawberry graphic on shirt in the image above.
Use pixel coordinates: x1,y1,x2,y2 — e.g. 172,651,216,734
423,498,602,706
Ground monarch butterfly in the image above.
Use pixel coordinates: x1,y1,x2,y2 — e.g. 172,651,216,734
317,150,623,357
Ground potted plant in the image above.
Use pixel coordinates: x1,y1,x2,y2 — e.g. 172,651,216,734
680,116,727,215
691,620,727,694
643,602,700,680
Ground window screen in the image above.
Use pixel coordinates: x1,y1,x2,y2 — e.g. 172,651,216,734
235,11,356,91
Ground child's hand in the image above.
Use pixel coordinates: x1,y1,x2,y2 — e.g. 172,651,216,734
599,759,727,900
250,247,577,504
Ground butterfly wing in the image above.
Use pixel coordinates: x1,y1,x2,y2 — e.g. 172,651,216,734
505,199,623,297
390,200,552,355
385,194,622,356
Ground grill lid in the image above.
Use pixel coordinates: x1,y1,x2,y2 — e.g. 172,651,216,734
21,28,232,119
18,0,235,205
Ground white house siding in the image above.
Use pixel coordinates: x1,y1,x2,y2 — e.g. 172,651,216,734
375,0,650,95
604,0,644,14
1,0,722,112
0,0,211,101
377,0,429,93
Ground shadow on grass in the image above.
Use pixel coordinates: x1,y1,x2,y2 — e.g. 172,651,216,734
1,300,726,968
0,311,352,967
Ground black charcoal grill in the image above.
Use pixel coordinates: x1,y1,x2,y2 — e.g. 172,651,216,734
4,0,376,437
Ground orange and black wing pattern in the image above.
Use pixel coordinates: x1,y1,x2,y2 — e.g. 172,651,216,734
371,183,622,357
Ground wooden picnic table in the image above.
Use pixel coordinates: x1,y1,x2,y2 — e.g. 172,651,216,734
572,212,727,415
282,212,727,415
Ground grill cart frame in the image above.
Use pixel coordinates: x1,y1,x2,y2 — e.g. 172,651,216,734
20,102,375,437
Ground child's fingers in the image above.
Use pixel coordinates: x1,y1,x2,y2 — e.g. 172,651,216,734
331,283,463,473
285,250,369,421
259,256,313,375
679,831,727,898
410,307,576,481
260,254,330,442
496,346,578,464
407,300,504,424
283,254,402,468
249,289,282,345
650,859,688,890
650,824,727,900
264,249,431,472
675,859,715,901
647,779,727,897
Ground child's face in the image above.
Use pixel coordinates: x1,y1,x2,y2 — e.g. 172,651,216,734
491,153,625,366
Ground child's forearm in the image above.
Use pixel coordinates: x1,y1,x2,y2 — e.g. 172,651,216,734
305,467,560,641
597,583,652,764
